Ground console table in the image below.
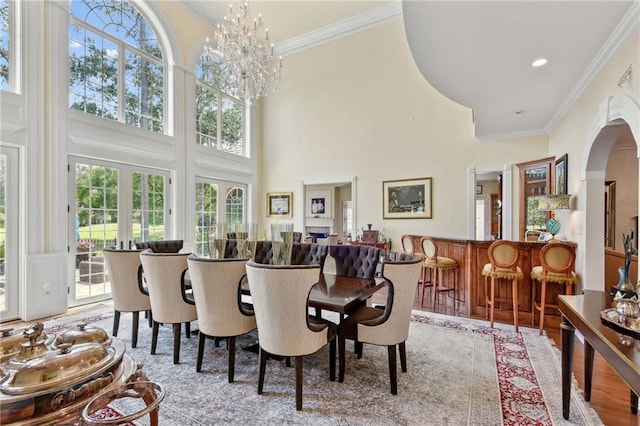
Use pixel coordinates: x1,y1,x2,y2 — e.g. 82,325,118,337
558,291,640,420
348,240,391,254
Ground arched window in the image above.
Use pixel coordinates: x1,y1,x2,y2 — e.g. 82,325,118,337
226,186,245,224
195,51,246,157
69,0,166,133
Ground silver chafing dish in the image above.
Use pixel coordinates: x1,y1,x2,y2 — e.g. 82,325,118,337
0,321,155,425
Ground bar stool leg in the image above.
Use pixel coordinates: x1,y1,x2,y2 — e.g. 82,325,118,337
538,279,547,335
432,268,439,310
512,277,519,333
531,279,537,327
489,276,496,328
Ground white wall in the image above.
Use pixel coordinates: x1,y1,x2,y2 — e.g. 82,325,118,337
260,19,549,250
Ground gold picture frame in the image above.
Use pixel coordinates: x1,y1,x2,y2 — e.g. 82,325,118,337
267,192,293,218
383,177,432,219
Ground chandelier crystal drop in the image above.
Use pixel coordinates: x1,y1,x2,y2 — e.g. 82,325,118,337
204,2,282,104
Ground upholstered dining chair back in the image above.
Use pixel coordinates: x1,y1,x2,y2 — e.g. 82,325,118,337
252,240,274,264
359,255,423,345
187,256,255,337
245,261,327,356
328,245,380,279
487,240,520,269
136,239,183,253
290,243,328,266
400,234,415,255
539,242,576,274
139,252,196,325
103,249,150,314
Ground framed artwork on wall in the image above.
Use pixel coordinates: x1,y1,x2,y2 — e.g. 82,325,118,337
382,177,432,219
267,192,293,218
306,190,332,218
555,154,568,194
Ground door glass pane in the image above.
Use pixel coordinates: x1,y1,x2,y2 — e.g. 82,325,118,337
75,164,118,299
195,182,218,257
132,172,165,245
226,186,244,226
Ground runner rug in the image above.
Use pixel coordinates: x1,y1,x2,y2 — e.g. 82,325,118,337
39,303,602,425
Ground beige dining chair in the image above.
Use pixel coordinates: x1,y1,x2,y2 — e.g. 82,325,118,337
103,249,151,348
531,242,577,335
245,261,336,411
337,254,423,394
139,251,197,364
187,255,256,382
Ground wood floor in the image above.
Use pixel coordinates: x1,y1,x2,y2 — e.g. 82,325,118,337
4,294,639,425
418,295,639,426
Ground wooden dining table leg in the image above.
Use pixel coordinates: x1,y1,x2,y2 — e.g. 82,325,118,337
584,340,595,401
561,318,575,420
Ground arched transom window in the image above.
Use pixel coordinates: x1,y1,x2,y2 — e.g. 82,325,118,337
69,0,166,133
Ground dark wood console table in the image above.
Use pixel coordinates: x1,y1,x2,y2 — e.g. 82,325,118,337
348,240,391,255
558,291,640,419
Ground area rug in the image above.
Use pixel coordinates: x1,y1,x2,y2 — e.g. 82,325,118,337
38,303,602,425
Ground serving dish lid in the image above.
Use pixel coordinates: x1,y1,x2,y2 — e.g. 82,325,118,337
0,324,52,364
53,321,110,348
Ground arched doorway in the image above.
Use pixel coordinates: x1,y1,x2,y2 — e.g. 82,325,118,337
582,95,640,290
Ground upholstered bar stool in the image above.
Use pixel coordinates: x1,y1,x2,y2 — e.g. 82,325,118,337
420,237,458,311
482,240,524,332
531,242,577,335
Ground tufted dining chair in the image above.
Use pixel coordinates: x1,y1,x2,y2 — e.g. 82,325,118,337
139,251,197,364
420,237,458,311
135,239,183,253
337,254,423,394
103,249,151,348
531,242,577,335
187,255,256,382
482,240,524,332
328,245,380,279
245,261,336,411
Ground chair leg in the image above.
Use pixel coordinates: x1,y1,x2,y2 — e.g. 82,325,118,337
484,276,489,321
228,336,236,383
173,323,181,364
399,341,407,373
147,310,153,327
489,276,496,328
329,338,336,382
131,311,139,348
258,347,268,394
432,268,439,310
196,332,206,372
538,280,547,335
151,321,159,355
355,341,363,359
295,356,303,411
112,310,120,337
512,278,519,333
185,322,191,338
388,345,398,395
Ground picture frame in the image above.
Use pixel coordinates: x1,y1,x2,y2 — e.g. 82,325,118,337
267,192,293,218
476,184,483,195
555,154,568,194
306,190,332,218
382,177,432,219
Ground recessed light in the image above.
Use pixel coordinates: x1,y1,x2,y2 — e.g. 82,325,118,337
515,110,525,115
531,58,548,68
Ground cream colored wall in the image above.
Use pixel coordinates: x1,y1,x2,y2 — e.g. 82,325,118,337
548,28,639,289
260,19,548,250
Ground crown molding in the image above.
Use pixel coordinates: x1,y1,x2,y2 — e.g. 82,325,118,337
545,1,640,133
476,127,548,143
275,2,402,57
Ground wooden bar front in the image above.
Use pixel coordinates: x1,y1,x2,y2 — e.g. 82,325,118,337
407,235,570,327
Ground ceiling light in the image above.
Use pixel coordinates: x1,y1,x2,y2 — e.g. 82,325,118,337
203,1,282,104
531,58,548,68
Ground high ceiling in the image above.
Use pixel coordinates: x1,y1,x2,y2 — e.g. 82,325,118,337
188,1,637,141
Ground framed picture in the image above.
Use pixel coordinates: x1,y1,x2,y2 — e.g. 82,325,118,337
267,192,293,218
476,185,483,195
555,154,568,194
306,190,332,217
382,177,432,219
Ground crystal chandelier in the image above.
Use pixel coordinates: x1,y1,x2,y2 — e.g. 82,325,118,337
204,2,282,104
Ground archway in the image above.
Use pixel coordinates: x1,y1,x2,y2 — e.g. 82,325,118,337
582,95,640,290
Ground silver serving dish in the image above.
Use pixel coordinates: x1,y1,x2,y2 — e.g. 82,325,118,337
0,321,147,425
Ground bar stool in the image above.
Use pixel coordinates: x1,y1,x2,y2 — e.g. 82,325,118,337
482,240,523,332
420,237,458,311
531,242,577,335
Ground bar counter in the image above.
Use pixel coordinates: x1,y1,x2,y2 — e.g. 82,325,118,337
406,235,570,327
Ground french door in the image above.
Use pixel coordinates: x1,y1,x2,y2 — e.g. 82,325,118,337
0,146,19,321
69,158,170,306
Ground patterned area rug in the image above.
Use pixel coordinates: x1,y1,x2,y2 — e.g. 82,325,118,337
38,303,601,425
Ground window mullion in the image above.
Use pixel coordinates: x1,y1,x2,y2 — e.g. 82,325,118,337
118,41,125,123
